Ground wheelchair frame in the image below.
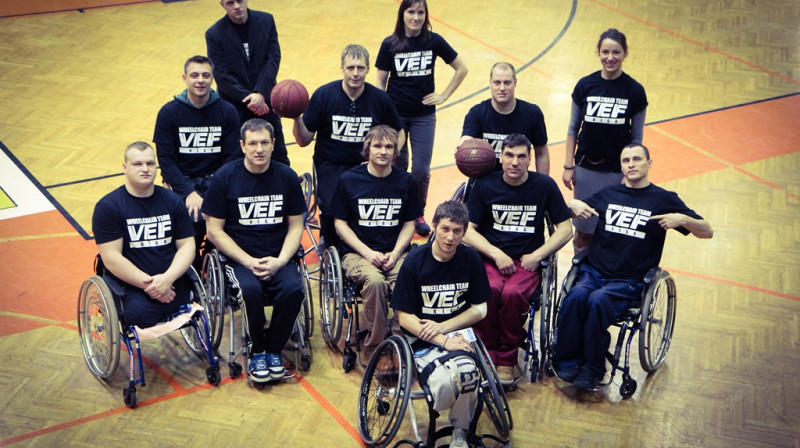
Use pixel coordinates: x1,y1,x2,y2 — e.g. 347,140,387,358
202,248,313,380
549,251,677,398
357,335,512,448
77,260,221,408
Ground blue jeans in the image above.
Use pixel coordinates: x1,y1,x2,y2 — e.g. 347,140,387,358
395,113,436,209
554,263,644,377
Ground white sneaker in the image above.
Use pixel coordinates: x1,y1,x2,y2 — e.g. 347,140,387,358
450,427,468,448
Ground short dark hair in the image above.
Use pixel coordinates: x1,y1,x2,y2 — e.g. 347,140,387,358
623,143,650,160
361,125,399,160
124,141,154,162
597,28,628,54
240,118,274,141
184,55,214,74
432,200,469,229
502,133,531,153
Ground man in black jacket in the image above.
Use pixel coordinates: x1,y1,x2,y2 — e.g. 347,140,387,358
206,0,290,165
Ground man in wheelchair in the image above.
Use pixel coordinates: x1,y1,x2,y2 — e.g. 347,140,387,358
201,118,306,383
92,141,196,328
330,125,423,360
390,200,490,448
554,144,713,390
462,133,572,384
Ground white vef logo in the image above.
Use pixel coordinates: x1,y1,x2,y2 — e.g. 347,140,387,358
178,126,222,154
491,204,536,233
237,195,284,225
420,282,469,315
357,198,401,227
604,204,650,239
394,51,433,77
127,214,172,248
331,116,373,143
585,96,629,124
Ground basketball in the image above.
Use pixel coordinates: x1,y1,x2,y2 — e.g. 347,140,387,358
455,138,496,178
270,79,309,119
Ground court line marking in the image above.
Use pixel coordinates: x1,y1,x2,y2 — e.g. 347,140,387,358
0,232,78,242
587,0,800,86
0,0,159,19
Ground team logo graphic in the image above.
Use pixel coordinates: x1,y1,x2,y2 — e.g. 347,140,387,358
237,195,284,225
178,126,223,154
127,214,172,248
584,96,628,124
491,204,536,233
394,50,434,77
482,133,508,159
605,203,650,239
331,116,373,143
421,282,469,315
358,198,401,227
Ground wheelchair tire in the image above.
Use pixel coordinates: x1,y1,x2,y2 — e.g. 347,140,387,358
206,366,221,386
123,386,137,408
201,250,226,350
474,338,512,438
319,246,344,347
181,266,211,357
358,335,413,448
77,276,121,380
620,373,637,399
538,253,558,380
298,256,315,339
639,270,677,372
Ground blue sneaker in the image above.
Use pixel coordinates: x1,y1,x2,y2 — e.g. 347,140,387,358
266,353,285,379
248,353,271,383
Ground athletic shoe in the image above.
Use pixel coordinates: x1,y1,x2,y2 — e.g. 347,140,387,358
573,369,603,390
554,362,581,383
450,428,469,448
496,365,514,384
266,352,286,379
248,353,271,383
414,217,431,237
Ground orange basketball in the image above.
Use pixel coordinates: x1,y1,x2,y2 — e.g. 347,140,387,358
455,138,496,178
270,79,309,119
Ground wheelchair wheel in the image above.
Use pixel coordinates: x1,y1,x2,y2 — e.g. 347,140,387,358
319,246,344,347
450,181,467,202
474,338,512,438
357,336,413,448
181,266,211,357
77,276,121,380
639,270,677,372
300,172,317,221
202,250,226,350
538,253,558,378
298,255,315,339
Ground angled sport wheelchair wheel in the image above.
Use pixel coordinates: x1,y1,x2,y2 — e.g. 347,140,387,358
319,246,344,347
537,254,558,379
77,275,120,380
474,337,512,438
180,266,212,357
202,250,226,350
298,254,315,339
639,270,677,372
358,335,413,448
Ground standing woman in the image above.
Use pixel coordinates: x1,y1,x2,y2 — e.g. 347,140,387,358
376,0,468,236
562,28,648,253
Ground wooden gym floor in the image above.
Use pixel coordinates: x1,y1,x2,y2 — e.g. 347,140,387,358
0,0,798,446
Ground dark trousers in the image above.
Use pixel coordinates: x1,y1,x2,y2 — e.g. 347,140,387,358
554,263,644,377
226,261,304,354
120,276,191,328
314,162,353,247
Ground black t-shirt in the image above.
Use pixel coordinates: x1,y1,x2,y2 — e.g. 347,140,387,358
461,98,548,161
466,171,571,260
375,32,458,117
391,243,490,338
201,160,305,259
585,183,701,279
330,164,423,254
572,71,648,172
303,81,402,167
92,186,194,277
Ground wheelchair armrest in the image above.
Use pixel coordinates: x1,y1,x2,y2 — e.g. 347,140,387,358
643,266,660,284
102,274,125,297
571,250,588,265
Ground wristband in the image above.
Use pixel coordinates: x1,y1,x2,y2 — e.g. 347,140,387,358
563,165,575,170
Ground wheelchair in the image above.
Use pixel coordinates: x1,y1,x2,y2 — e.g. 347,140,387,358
357,335,512,448
77,256,221,408
548,251,677,398
318,244,370,372
450,180,559,385
202,248,313,379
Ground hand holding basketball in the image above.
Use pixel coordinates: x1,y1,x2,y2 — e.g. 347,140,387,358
270,80,309,119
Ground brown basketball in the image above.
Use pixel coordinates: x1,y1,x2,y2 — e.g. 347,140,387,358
455,138,496,178
270,79,309,119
